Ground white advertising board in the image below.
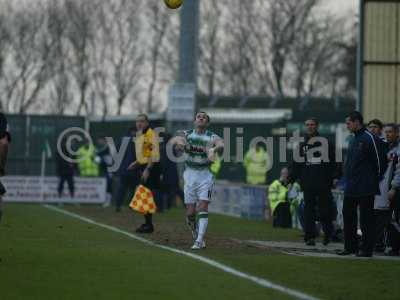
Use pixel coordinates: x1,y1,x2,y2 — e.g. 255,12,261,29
2,176,106,204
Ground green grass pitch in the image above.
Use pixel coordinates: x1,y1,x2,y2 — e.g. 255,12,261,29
1,204,399,300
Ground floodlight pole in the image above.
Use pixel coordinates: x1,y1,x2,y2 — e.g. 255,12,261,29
178,0,200,85
167,0,200,133
356,0,365,113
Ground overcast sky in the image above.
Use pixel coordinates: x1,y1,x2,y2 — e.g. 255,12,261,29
328,0,358,14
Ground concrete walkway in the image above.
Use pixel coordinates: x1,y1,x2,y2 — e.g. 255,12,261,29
244,240,400,261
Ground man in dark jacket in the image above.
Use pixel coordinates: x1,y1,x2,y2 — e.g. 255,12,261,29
373,123,397,252
159,133,182,211
115,127,140,212
387,139,400,256
291,117,341,246
96,136,114,207
56,142,76,198
338,111,387,257
0,112,10,223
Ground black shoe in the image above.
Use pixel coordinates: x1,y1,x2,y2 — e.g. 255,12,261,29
336,249,356,256
374,245,385,253
305,239,316,246
323,237,330,246
356,251,373,258
135,224,154,234
385,249,400,257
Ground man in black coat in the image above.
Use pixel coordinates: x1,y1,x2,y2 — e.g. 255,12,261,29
338,111,387,257
114,127,140,212
96,136,114,207
0,112,10,223
55,142,76,198
159,133,184,211
291,117,341,246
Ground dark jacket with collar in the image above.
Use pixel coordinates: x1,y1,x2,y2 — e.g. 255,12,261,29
116,134,138,177
344,127,387,197
290,132,341,190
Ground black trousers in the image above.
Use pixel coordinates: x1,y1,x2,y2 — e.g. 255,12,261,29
273,202,292,228
304,188,334,241
374,209,391,248
58,175,74,197
115,175,138,209
388,195,400,251
343,195,375,254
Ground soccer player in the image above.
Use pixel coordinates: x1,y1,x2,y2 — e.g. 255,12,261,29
177,112,224,250
0,112,10,223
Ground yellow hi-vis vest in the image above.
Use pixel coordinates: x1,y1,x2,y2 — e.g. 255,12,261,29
268,180,288,214
135,127,160,165
77,144,99,177
243,148,269,185
210,155,222,177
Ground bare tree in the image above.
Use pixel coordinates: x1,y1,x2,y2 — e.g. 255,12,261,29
220,0,259,96
46,0,72,114
0,11,10,111
289,14,345,98
250,0,319,98
1,3,52,113
145,2,176,113
330,24,357,98
90,1,109,118
102,0,144,115
64,0,95,115
198,0,225,97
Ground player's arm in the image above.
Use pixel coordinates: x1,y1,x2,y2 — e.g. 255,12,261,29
213,138,224,153
208,136,224,161
169,130,187,153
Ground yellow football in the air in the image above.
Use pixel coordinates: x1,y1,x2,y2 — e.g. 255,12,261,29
164,0,183,9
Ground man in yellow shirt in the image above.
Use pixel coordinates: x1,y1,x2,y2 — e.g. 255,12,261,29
128,114,161,233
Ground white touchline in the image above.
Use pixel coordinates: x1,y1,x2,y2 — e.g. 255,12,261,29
43,204,320,300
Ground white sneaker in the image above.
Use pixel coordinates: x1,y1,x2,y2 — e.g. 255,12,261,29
191,240,206,250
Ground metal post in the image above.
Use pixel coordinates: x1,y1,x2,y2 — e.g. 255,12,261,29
167,0,200,133
178,0,200,85
356,0,365,112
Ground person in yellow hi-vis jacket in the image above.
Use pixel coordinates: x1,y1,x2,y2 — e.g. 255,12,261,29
128,114,160,233
268,167,292,228
244,144,269,185
210,154,222,178
77,141,99,177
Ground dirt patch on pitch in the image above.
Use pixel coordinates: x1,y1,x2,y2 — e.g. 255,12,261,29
64,205,249,252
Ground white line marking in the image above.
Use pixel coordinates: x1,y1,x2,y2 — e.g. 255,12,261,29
43,205,320,300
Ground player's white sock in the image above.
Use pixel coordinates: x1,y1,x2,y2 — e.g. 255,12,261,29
196,212,208,243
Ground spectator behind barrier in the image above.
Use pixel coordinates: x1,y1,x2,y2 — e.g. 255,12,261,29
268,167,292,228
77,140,99,177
244,143,269,185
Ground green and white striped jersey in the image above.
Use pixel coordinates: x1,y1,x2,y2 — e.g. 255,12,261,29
184,129,220,170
